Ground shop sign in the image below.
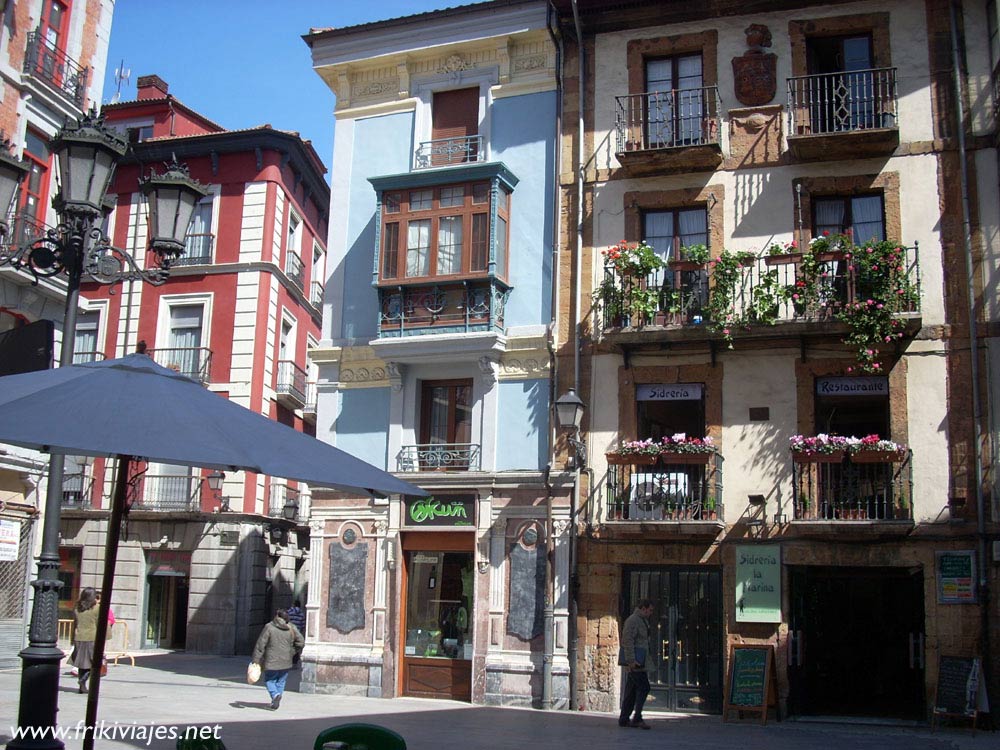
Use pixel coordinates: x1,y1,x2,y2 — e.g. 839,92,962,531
637,383,703,401
735,544,781,623
815,376,888,396
937,550,977,604
0,519,20,562
404,494,475,527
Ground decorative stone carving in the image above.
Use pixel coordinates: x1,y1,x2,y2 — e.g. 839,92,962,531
513,55,546,73
478,356,498,386
732,24,777,107
439,54,471,74
386,361,404,392
353,80,398,99
373,519,388,535
552,519,570,536
310,520,325,535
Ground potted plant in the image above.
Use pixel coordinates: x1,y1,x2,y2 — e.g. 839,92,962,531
848,434,908,463
606,438,661,465
596,241,666,328
764,240,801,266
658,433,716,464
789,434,850,462
702,495,718,520
670,243,710,271
807,230,850,262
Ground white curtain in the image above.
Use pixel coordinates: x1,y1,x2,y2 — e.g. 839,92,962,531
676,55,704,143
437,216,463,275
168,305,203,378
677,208,707,248
644,212,674,264
851,196,885,243
406,219,430,277
814,199,846,236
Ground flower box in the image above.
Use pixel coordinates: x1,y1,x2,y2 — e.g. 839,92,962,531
669,260,706,272
791,450,845,464
606,453,658,465
660,452,712,465
764,252,802,266
850,449,907,463
814,250,846,263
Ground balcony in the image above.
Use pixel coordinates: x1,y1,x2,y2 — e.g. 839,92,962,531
285,250,304,290
276,360,306,409
310,280,324,307
787,68,898,160
614,87,722,176
377,278,511,338
61,473,92,509
269,482,301,519
149,347,212,384
23,30,88,107
72,351,105,364
131,474,201,511
397,443,482,472
597,243,921,349
791,450,913,522
604,454,723,525
414,135,484,170
303,381,317,423
173,234,215,267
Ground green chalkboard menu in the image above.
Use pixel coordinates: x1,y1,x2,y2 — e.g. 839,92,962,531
933,656,981,718
723,645,777,724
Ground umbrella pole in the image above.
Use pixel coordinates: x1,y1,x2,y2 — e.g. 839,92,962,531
81,455,130,750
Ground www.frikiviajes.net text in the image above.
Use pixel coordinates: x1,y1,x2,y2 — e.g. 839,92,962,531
9,721,223,746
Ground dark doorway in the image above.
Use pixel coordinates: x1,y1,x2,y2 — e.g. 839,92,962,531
623,566,723,713
788,566,925,718
145,573,189,649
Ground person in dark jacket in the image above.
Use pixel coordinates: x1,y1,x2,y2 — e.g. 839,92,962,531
71,587,99,693
251,609,304,709
618,599,654,730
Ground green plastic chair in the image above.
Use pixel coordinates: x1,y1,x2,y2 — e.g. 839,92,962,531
313,723,407,750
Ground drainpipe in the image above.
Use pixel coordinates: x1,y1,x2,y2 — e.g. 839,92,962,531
948,0,991,693
570,0,585,394
543,463,554,709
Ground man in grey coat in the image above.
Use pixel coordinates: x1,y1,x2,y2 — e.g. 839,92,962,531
618,599,654,729
252,609,304,710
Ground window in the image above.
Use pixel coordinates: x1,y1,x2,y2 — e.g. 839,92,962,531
183,196,214,263
813,194,885,243
643,207,708,263
645,54,704,145
35,0,70,84
166,304,205,380
636,384,706,441
379,181,510,282
420,380,473,449
73,311,100,363
127,125,154,143
806,35,879,131
285,211,304,287
429,87,480,166
17,130,51,243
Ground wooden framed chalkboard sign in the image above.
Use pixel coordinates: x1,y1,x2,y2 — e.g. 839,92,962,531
722,644,779,725
932,655,983,733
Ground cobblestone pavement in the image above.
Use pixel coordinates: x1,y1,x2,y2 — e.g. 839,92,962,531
0,653,990,749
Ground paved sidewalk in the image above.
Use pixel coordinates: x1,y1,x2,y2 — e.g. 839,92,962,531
0,653,989,749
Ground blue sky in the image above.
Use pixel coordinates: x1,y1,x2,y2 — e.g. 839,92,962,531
103,1,455,183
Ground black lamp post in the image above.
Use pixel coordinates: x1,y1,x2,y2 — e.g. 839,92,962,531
1,110,207,750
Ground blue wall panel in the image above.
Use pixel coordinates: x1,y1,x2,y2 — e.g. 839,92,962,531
497,379,549,471
336,387,391,468
341,113,413,339
491,91,556,328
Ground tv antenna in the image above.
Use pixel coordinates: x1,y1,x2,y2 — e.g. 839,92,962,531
110,59,131,104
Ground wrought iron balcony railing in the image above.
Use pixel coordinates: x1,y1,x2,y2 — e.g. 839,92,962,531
269,482,301,519
131,474,200,511
604,454,723,522
285,250,304,289
791,450,913,521
276,360,307,406
598,245,920,331
397,443,482,472
303,381,317,415
173,234,215,266
787,67,897,136
615,86,722,153
377,278,510,337
149,347,212,384
72,350,105,364
310,280,323,307
414,135,485,169
61,472,92,508
23,30,89,106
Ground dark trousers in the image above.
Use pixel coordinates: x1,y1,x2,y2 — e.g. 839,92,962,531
619,669,650,724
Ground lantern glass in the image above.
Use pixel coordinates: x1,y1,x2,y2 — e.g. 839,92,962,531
206,470,224,492
554,389,584,431
281,498,299,521
141,162,208,258
50,114,126,219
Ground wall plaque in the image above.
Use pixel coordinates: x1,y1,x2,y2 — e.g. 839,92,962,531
732,24,777,107
326,542,368,633
507,542,545,640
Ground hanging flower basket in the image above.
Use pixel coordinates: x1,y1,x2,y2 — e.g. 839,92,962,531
792,450,846,464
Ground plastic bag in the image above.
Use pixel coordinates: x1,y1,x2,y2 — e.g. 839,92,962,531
246,661,261,684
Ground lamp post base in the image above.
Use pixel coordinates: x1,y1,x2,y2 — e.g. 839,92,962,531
7,645,66,750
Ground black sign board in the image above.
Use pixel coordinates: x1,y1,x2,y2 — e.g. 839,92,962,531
933,655,981,726
723,644,778,725
403,494,475,527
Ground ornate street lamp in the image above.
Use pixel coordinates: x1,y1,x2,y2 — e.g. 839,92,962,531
2,109,207,750
281,496,300,521
554,388,587,467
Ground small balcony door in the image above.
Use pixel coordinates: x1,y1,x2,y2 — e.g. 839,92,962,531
420,380,473,470
37,0,69,84
806,35,876,131
431,87,479,165
644,55,704,147
166,304,204,380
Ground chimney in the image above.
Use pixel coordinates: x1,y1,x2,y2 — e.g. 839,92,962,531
136,74,169,100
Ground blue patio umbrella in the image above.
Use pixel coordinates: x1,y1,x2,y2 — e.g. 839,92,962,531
0,353,424,748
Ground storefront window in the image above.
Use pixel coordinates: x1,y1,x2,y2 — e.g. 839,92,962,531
404,551,473,660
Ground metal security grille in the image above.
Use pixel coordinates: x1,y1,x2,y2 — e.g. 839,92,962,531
0,517,34,666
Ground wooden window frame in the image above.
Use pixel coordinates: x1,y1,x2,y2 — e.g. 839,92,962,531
378,181,510,284
811,192,886,240
18,129,51,233
419,378,474,447
641,206,710,261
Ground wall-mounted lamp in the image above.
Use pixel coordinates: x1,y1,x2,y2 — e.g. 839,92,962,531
281,496,300,522
555,388,587,468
